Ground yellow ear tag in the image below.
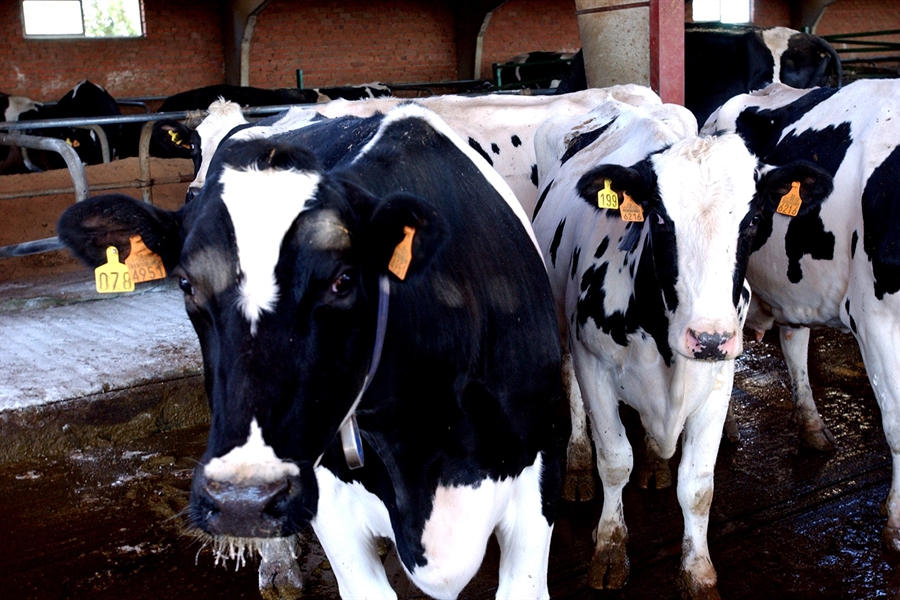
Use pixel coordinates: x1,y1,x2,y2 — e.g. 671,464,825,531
597,179,619,210
619,192,644,222
95,247,135,293
124,235,167,284
776,181,803,217
388,226,415,280
65,138,80,148
167,129,183,145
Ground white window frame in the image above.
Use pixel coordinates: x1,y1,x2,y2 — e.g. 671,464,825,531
21,0,145,39
692,0,752,24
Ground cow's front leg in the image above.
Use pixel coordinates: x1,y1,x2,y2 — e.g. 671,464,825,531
780,325,836,451
676,366,731,600
562,350,595,501
572,343,632,589
311,468,397,600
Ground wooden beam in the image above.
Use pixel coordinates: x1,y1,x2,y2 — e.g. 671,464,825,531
649,0,684,104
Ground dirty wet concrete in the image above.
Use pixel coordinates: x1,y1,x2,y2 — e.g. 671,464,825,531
1,327,899,599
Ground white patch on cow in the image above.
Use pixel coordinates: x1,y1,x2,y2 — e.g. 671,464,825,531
220,166,320,330
191,99,250,192
761,27,796,83
204,419,299,485
231,106,320,142
4,95,40,121
354,102,543,256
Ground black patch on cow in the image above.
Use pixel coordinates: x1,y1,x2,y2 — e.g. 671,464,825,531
861,145,900,299
490,142,500,155
468,137,493,166
851,230,858,259
571,247,580,280
550,219,566,267
784,209,834,283
781,33,842,89
531,164,539,187
733,210,763,304
511,135,522,147
594,236,610,259
845,298,858,334
532,180,553,219
560,118,617,165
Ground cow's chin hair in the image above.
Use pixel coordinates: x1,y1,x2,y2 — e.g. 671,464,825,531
190,530,299,571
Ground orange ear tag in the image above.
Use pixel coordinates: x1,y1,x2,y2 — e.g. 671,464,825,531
776,181,803,217
124,235,167,284
388,226,415,280
619,192,644,222
95,247,135,293
597,179,619,210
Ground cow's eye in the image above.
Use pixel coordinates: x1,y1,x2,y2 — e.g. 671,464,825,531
331,271,354,296
749,214,761,226
178,276,194,296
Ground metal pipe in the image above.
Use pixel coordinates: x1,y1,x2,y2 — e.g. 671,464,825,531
0,237,64,258
0,133,89,200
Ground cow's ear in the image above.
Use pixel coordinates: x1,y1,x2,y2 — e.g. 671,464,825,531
757,161,833,217
366,192,447,282
152,120,193,156
576,161,656,210
57,193,183,270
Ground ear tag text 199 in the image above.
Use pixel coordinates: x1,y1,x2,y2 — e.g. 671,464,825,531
619,192,644,222
597,179,619,210
388,226,416,280
95,247,135,293
776,181,803,217
125,235,167,284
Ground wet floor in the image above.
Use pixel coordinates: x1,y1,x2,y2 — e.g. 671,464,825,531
2,327,899,599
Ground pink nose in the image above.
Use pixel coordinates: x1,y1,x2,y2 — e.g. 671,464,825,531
686,329,737,360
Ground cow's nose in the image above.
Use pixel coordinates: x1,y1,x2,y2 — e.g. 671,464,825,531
686,329,736,360
198,474,292,538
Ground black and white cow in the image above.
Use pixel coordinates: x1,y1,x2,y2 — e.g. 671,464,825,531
57,103,564,599
703,79,900,549
1,91,42,174
532,95,832,597
494,51,578,90
151,82,391,159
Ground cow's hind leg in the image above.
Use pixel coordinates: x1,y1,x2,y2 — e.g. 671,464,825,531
495,452,554,600
562,350,595,501
675,365,731,600
780,325,836,451
572,343,632,590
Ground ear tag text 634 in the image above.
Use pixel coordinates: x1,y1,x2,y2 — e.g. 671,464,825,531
597,179,619,210
388,226,416,280
125,235,167,284
777,181,803,217
95,247,134,293
619,192,644,222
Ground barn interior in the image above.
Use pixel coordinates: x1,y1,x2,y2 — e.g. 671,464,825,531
2,0,900,598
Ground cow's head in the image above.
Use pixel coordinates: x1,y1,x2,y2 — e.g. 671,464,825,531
577,133,832,361
57,137,445,543
153,99,249,202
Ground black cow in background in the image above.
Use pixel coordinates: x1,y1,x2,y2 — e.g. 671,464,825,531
494,51,578,90
148,82,391,159
554,24,842,126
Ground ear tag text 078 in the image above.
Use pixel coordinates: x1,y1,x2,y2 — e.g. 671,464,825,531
776,181,803,217
619,192,644,222
597,179,619,210
125,235,167,284
388,226,415,280
95,247,134,293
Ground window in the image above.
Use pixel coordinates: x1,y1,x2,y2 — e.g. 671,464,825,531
692,0,751,24
22,0,143,38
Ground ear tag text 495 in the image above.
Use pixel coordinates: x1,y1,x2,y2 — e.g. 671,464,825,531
125,235,167,284
389,226,416,280
95,247,134,293
597,179,619,210
619,192,644,222
777,181,803,217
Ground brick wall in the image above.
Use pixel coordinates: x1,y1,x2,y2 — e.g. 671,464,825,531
0,0,224,102
479,0,581,78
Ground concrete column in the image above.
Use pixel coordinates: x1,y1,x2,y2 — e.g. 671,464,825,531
650,0,684,104
575,0,651,89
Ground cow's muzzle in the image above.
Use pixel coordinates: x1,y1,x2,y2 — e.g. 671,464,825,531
685,329,737,361
191,470,304,538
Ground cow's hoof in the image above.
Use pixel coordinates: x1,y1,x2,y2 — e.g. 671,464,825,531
563,469,595,501
587,545,630,589
638,456,672,490
677,569,721,600
799,424,836,452
883,525,900,553
723,412,741,444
